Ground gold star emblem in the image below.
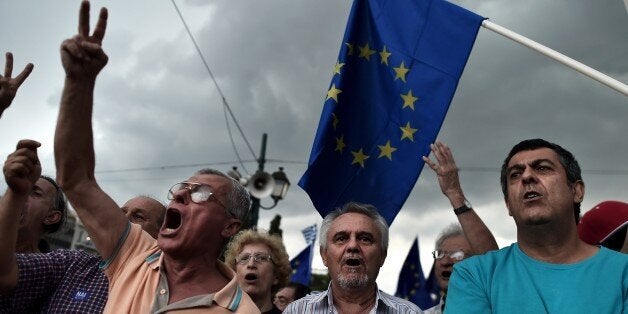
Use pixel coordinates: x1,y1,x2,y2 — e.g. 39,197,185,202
326,84,342,103
335,135,346,153
394,61,410,82
377,140,397,160
345,43,354,56
400,90,418,110
332,113,339,130
400,122,418,141
379,45,392,65
333,60,345,75
351,148,369,168
358,43,376,61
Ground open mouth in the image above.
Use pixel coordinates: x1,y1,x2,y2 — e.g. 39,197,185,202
162,209,182,234
244,273,258,281
524,191,541,200
441,271,452,279
344,257,362,267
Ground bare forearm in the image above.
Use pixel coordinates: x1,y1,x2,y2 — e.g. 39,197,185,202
0,191,26,292
457,209,498,254
55,77,96,190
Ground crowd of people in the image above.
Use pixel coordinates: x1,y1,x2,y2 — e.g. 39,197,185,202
0,1,626,313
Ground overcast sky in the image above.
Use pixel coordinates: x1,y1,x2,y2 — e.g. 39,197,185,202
1,0,626,293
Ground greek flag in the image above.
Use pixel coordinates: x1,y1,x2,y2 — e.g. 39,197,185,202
302,224,317,245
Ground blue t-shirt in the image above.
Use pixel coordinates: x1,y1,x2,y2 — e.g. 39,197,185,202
444,244,628,313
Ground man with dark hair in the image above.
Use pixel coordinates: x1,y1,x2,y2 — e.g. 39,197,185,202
53,2,258,312
273,282,311,311
0,141,167,312
284,202,422,313
499,138,583,223
445,139,628,313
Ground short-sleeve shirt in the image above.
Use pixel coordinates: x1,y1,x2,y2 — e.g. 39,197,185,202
0,249,107,313
102,223,259,313
445,244,628,313
284,283,423,313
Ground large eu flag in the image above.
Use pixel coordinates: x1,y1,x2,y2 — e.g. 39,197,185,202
298,0,484,224
395,237,440,309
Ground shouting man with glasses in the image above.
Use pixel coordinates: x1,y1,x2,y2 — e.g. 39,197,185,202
224,230,292,313
422,142,498,313
54,1,258,313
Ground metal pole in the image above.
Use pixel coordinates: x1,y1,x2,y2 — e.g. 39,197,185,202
481,20,628,96
244,133,268,230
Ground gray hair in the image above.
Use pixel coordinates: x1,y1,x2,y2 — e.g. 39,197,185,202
435,223,464,250
319,202,389,252
195,168,251,221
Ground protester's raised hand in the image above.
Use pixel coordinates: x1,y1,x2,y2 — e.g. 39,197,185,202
422,141,463,198
0,52,34,117
3,140,42,195
60,0,108,80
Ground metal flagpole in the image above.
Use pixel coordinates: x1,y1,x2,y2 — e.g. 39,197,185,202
481,20,628,96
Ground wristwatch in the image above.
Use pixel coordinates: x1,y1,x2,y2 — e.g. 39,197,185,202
454,199,472,215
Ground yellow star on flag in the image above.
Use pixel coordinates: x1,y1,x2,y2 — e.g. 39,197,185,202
335,135,346,153
379,45,392,65
377,140,397,160
333,60,345,75
400,122,418,141
400,90,418,110
394,61,410,82
345,43,355,56
358,43,376,61
332,113,339,130
351,148,369,168
326,84,342,103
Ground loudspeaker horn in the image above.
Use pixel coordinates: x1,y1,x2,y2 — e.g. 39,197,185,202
249,171,275,199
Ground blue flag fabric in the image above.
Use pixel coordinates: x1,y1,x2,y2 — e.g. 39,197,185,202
301,224,317,245
298,0,484,224
395,237,439,309
290,243,315,286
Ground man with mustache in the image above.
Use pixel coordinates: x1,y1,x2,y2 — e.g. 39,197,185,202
445,139,628,313
284,202,423,313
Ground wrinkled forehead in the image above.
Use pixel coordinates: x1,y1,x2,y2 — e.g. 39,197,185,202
329,212,380,237
439,235,471,251
508,147,562,168
123,197,164,214
36,178,57,198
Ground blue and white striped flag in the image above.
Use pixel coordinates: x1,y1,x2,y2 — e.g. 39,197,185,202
302,224,317,245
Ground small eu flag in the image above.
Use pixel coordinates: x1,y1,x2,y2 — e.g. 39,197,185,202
298,0,484,224
289,243,315,286
395,237,440,309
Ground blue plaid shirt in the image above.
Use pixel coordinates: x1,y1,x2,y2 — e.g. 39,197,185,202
0,249,108,313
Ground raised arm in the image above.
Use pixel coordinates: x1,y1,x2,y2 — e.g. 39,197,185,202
54,0,127,259
0,140,41,293
423,141,498,254
0,52,34,118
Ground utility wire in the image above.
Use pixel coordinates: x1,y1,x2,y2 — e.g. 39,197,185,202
170,0,257,174
95,160,257,174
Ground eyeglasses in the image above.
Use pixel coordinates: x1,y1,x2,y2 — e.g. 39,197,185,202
167,182,226,208
432,250,468,261
235,253,273,265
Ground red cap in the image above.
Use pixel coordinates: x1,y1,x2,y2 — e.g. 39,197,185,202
578,201,628,245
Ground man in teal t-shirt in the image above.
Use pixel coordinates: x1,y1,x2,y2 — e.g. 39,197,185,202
445,139,628,313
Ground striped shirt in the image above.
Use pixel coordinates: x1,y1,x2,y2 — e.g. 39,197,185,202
284,284,423,314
